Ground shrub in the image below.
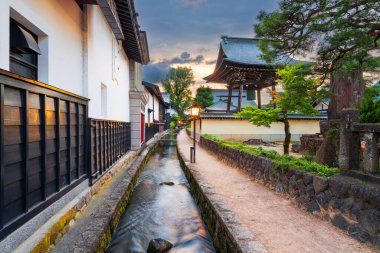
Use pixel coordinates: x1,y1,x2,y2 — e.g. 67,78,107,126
202,134,339,177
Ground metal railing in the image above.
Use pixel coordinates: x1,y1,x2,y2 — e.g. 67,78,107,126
0,70,89,239
87,119,131,185
145,122,160,142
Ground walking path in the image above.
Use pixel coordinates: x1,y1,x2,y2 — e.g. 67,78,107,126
177,131,378,253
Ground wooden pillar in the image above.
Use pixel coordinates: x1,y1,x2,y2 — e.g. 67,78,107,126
257,88,262,109
237,85,243,111
227,86,232,112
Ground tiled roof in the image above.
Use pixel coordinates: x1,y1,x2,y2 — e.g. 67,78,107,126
220,37,301,67
205,100,237,111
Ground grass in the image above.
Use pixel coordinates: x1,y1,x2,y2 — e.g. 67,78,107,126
203,134,340,177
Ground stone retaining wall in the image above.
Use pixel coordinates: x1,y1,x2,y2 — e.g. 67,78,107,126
177,146,267,253
200,136,380,249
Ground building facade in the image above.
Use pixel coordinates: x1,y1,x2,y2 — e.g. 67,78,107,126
143,81,168,142
0,0,149,122
0,0,149,241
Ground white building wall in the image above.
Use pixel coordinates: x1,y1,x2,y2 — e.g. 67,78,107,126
86,5,130,121
153,96,160,121
0,0,83,95
0,1,131,122
145,90,154,123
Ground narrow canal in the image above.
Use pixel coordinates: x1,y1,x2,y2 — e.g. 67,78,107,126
106,135,216,253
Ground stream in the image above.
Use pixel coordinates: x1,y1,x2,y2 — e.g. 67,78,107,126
106,135,216,253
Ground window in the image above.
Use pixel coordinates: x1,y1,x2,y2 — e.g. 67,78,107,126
9,19,41,80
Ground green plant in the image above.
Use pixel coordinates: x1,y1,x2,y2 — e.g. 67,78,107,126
359,85,380,123
236,64,326,154
162,67,194,118
203,134,339,177
194,86,214,109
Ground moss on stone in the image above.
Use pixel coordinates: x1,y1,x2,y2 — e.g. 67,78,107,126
30,207,77,253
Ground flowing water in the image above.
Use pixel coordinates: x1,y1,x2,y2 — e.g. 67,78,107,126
106,136,216,253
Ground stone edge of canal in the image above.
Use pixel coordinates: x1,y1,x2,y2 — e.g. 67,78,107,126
81,132,266,253
176,143,268,253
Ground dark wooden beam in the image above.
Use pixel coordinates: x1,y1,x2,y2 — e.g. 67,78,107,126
67,102,71,185
0,84,4,228
23,90,29,212
42,95,47,201
227,86,232,112
257,89,262,109
237,85,243,111
75,0,98,4
55,98,61,192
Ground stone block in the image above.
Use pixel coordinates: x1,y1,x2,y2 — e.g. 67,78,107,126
303,173,313,185
313,176,329,193
328,177,351,198
316,192,330,210
359,210,380,235
332,214,349,230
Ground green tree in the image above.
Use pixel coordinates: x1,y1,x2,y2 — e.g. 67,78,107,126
236,64,325,154
162,67,194,118
255,0,380,117
194,86,214,109
359,84,380,123
255,0,380,75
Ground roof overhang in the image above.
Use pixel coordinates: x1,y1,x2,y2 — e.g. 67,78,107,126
96,0,124,40
116,0,149,64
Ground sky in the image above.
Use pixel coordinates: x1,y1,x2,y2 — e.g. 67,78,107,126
135,0,278,89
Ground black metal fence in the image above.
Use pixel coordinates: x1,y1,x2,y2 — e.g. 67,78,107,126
0,70,88,239
88,119,131,185
145,123,160,142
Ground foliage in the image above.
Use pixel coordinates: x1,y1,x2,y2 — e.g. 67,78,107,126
236,105,281,127
162,67,194,118
194,86,214,109
236,64,325,154
254,0,380,77
359,84,380,123
203,134,339,177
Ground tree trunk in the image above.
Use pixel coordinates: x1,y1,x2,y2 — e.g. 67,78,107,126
328,69,365,120
283,116,291,155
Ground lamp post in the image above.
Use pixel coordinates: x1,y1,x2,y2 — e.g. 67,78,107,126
189,104,201,163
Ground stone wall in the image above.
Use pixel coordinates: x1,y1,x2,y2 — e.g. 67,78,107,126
200,136,380,248
177,147,267,253
300,134,324,155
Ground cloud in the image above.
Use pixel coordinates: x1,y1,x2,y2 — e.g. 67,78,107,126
206,60,217,65
168,51,205,64
182,0,207,7
143,52,207,83
181,52,191,59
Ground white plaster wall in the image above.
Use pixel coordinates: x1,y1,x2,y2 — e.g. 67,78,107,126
0,0,83,95
153,96,160,121
196,119,321,141
144,89,154,123
86,5,130,121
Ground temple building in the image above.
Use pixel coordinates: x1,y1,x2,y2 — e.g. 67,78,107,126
197,36,327,141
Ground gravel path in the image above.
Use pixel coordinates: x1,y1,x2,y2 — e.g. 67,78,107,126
178,131,379,253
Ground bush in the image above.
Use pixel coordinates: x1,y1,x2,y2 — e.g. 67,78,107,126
359,85,380,123
203,134,339,177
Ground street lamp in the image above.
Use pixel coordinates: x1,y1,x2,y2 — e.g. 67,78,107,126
189,104,201,163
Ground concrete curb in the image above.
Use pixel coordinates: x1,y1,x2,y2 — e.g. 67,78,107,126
13,150,138,253
176,142,267,253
